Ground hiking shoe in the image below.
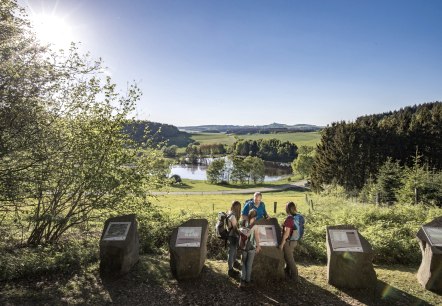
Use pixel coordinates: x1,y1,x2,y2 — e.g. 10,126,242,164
238,280,247,289
228,269,240,277
233,261,241,270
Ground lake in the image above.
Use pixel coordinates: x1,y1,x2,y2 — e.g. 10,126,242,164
170,158,292,182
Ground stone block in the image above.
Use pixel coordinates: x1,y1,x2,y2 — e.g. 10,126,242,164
99,214,139,277
416,217,442,293
251,218,286,283
326,225,377,289
169,218,208,280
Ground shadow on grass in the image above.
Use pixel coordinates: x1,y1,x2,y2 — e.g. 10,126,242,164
339,280,433,306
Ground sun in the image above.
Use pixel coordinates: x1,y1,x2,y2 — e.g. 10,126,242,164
30,13,74,49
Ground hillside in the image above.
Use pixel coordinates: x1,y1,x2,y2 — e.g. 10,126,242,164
179,123,323,134
124,120,193,147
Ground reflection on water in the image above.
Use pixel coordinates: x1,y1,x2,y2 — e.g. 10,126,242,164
170,159,292,182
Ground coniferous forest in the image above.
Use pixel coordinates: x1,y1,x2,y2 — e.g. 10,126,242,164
311,102,442,204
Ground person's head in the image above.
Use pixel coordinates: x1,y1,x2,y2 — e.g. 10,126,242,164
248,209,257,223
230,200,241,220
286,201,297,216
253,192,262,205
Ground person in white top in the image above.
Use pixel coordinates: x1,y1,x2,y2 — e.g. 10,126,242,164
227,200,241,277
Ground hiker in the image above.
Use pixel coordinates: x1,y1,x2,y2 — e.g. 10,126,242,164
241,192,269,225
279,201,305,281
239,209,261,288
227,200,242,277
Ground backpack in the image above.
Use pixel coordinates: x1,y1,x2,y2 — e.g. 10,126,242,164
215,211,233,241
290,213,305,241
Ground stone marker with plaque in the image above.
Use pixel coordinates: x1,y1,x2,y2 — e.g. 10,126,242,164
326,225,377,289
169,219,208,280
416,217,442,293
99,214,139,277
251,218,285,283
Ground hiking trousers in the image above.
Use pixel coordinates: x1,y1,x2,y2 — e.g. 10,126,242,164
227,236,239,270
241,249,256,282
283,240,298,279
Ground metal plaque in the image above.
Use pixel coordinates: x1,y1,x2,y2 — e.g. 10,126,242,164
422,226,442,246
102,222,131,241
257,225,278,246
329,229,363,252
176,226,202,247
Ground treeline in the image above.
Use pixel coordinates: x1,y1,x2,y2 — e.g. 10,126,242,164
124,120,193,147
311,102,442,198
231,139,298,162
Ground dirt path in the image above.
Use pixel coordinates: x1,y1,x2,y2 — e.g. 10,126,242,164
1,255,439,305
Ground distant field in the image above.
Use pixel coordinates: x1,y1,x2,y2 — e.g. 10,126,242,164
190,133,237,145
151,190,308,215
190,131,322,147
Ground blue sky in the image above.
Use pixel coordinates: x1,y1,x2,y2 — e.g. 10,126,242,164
21,0,442,126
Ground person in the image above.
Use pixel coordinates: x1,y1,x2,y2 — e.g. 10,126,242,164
227,200,241,277
279,201,301,281
239,209,261,288
241,192,269,225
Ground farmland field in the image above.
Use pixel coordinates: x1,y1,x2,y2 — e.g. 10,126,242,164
190,131,322,147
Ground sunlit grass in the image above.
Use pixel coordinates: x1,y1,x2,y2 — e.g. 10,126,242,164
150,190,310,215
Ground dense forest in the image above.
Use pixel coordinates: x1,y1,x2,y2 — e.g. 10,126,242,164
311,102,442,203
124,120,193,147
231,138,298,162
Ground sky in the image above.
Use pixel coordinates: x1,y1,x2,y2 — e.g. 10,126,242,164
19,0,442,127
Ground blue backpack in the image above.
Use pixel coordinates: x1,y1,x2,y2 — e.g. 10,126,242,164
290,213,305,241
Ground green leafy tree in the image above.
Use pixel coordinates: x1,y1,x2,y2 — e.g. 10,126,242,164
230,156,248,184
206,158,226,184
244,156,265,184
292,154,314,179
0,0,170,244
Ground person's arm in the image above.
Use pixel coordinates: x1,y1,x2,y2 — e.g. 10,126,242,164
262,203,270,219
279,227,291,250
254,226,261,253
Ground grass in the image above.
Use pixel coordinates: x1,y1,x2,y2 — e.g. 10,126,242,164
159,176,303,192
190,133,237,145
239,131,322,147
151,190,310,215
189,131,322,147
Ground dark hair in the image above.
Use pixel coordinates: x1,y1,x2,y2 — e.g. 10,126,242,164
286,201,297,215
248,208,257,221
230,200,241,220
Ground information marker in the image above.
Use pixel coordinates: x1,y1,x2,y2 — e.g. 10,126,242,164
329,229,363,252
102,222,131,241
422,226,442,247
257,225,278,246
175,226,202,247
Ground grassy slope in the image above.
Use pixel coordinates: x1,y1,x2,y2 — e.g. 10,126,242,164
190,131,322,147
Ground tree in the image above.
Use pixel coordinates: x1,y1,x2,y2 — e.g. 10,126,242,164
375,158,403,205
163,145,178,158
292,154,314,179
244,156,265,184
230,156,248,184
206,158,226,184
1,0,170,244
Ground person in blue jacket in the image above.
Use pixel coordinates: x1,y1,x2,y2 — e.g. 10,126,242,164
241,192,269,225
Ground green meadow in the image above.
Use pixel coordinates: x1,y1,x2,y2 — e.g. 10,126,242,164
190,131,322,147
